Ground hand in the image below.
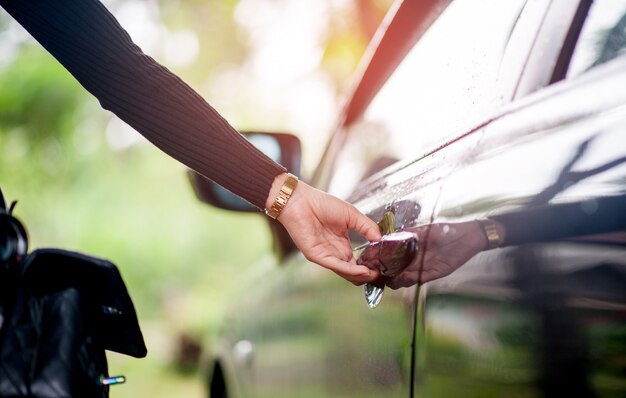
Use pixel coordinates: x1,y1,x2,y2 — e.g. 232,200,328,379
269,175,382,285
386,220,496,288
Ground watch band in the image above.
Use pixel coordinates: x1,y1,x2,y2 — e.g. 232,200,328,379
265,173,298,219
478,218,503,250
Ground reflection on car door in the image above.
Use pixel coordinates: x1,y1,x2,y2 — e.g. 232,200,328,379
226,251,414,398
418,55,626,396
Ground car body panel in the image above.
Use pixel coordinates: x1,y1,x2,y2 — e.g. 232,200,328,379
214,254,414,398
358,9,626,394
414,58,626,396
199,1,626,397
344,36,626,397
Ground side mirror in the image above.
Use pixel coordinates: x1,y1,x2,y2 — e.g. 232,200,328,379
187,132,302,212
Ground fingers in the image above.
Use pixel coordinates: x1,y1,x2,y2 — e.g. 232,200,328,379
317,255,380,285
279,183,383,285
346,203,381,241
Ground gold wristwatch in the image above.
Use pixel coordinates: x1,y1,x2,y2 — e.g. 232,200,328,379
478,218,503,250
265,173,298,219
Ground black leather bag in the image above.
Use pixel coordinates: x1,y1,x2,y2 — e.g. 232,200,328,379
0,248,147,397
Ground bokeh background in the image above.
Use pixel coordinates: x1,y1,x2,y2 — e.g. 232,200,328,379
0,0,392,396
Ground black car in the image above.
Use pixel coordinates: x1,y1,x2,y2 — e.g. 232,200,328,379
190,0,626,396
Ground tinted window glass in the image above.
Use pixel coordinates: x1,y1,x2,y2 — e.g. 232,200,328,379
568,0,626,77
327,0,525,199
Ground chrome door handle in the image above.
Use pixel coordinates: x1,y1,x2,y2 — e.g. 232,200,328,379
357,230,419,308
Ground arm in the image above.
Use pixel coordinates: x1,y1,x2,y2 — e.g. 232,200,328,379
1,0,382,283
0,0,281,208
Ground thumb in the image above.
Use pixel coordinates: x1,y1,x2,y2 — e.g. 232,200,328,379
347,204,381,242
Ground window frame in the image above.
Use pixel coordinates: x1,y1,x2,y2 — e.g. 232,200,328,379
312,0,590,193
311,0,451,190
500,0,590,101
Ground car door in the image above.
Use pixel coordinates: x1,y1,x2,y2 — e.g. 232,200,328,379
213,0,623,397
412,1,626,396
221,1,530,397
310,0,531,396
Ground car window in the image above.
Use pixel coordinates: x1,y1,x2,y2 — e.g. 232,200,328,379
567,0,626,77
327,0,525,199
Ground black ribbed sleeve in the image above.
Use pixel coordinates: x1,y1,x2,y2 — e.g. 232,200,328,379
0,0,285,209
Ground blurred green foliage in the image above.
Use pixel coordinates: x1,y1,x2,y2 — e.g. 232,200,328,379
0,41,271,322
0,39,272,398
0,48,81,144
0,47,273,397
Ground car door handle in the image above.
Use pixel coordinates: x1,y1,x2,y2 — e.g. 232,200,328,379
357,231,419,277
356,230,418,308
